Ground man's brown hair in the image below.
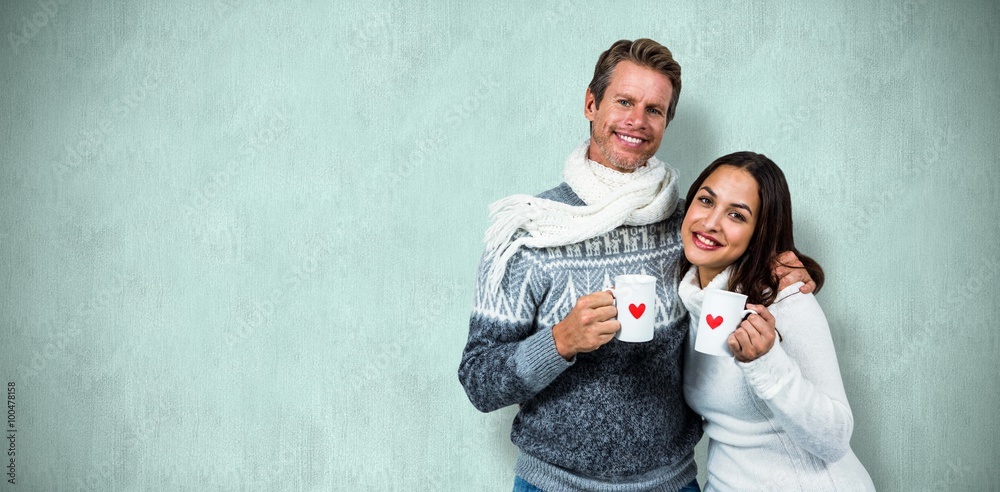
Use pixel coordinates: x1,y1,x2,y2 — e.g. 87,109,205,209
588,39,682,126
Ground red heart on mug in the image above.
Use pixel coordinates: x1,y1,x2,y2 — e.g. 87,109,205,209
706,314,723,329
628,303,645,319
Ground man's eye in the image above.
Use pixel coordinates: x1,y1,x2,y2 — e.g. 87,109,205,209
647,108,662,116
618,99,630,106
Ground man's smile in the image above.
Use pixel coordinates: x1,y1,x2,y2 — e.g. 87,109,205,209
615,132,647,146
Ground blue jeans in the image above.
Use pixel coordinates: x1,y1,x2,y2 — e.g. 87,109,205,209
514,476,700,492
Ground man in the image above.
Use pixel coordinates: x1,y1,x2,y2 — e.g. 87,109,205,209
459,39,812,492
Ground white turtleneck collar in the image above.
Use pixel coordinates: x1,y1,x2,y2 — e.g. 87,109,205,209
677,265,733,319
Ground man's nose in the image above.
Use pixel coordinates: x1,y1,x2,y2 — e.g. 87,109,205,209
624,106,648,128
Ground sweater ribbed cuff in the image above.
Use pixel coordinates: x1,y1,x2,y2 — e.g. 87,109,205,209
738,342,796,400
514,327,574,394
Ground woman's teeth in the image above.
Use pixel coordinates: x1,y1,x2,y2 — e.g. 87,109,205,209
697,233,719,246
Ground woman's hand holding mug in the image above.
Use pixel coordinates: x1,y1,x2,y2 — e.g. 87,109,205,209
728,303,777,363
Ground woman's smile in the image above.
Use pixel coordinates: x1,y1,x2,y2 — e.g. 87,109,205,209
691,231,723,249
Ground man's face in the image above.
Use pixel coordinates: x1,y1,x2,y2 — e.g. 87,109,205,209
585,60,673,173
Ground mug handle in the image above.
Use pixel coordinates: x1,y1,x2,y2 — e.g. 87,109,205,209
609,287,632,314
740,308,756,320
609,287,631,338
608,287,632,312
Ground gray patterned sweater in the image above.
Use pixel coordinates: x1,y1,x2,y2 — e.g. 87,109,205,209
458,183,702,492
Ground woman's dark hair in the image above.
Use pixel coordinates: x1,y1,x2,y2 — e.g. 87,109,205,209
677,152,825,306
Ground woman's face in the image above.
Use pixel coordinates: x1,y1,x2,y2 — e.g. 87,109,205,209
681,165,760,287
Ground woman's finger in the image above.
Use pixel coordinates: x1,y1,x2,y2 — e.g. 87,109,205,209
747,304,775,325
727,332,743,356
732,327,753,355
743,316,771,339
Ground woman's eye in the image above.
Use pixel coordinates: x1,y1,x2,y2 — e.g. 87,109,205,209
730,212,746,222
698,197,712,206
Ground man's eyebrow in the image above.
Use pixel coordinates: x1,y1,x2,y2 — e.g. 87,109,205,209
699,186,752,216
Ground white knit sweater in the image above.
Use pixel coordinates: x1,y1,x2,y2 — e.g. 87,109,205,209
679,267,876,491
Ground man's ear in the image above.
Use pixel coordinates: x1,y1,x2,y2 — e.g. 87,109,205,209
584,88,597,122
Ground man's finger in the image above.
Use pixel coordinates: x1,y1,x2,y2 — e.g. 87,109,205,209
774,250,803,268
799,280,816,294
592,305,619,323
595,319,622,335
600,290,618,305
777,267,810,291
580,290,616,308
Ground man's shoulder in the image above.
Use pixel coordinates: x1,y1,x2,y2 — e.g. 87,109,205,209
663,197,686,226
536,183,586,206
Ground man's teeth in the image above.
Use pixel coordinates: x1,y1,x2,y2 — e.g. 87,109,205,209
618,134,642,144
697,234,719,246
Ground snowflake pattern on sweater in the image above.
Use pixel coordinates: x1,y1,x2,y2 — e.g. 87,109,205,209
459,183,702,488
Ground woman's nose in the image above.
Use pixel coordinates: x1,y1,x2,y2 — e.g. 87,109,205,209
702,211,722,231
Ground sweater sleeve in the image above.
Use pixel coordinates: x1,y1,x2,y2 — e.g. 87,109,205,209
457,246,574,413
737,293,855,463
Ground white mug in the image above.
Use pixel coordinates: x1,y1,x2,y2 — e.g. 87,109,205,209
613,274,656,343
694,289,756,356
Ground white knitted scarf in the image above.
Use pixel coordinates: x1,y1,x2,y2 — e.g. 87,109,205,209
483,139,679,293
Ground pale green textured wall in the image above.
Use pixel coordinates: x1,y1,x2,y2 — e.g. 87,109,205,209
1,1,997,490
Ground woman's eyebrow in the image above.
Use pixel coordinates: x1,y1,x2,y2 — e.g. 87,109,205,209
700,186,752,216
730,202,753,216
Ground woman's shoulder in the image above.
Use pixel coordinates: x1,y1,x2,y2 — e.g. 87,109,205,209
768,282,828,330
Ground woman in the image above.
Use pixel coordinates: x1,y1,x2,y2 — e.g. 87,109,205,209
678,152,875,491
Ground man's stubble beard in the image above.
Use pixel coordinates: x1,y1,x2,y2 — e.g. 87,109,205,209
591,130,656,172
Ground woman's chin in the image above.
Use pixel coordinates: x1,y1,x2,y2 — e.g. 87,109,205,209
683,251,709,268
